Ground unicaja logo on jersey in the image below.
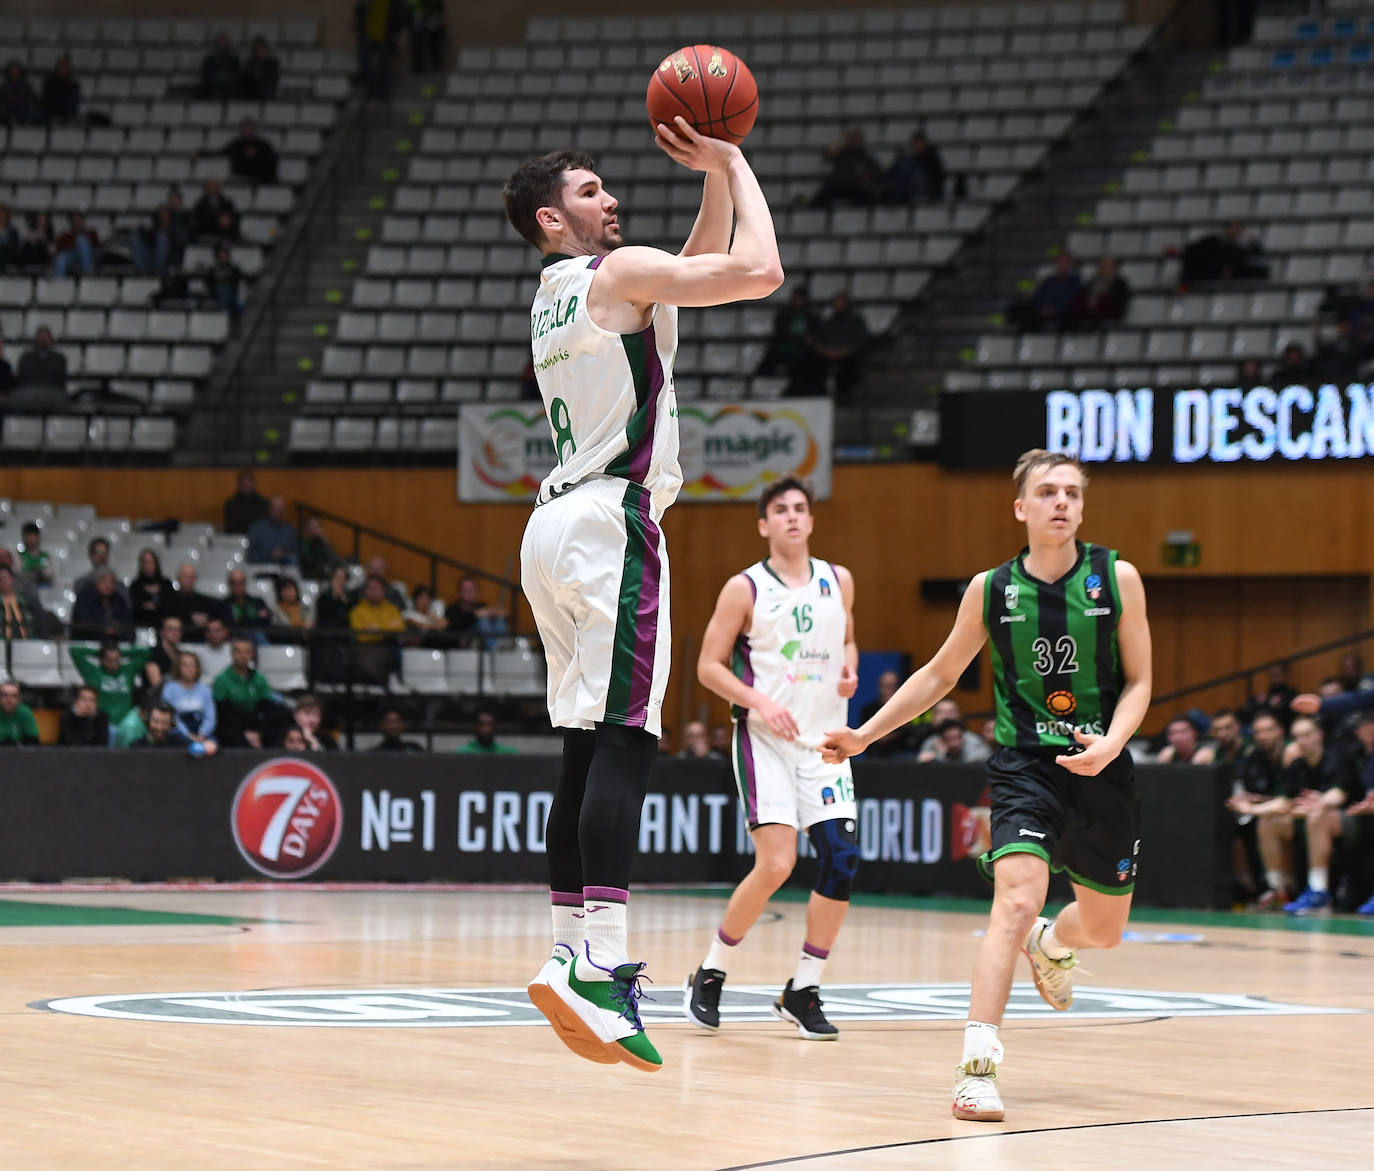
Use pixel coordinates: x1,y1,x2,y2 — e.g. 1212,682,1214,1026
231,759,343,879
1085,574,1103,601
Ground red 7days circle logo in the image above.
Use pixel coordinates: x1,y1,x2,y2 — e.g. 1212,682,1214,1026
232,759,344,879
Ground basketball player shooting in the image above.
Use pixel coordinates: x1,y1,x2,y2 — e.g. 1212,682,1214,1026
821,451,1153,1121
503,117,782,1072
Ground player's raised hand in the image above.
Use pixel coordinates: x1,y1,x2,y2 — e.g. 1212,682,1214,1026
752,694,799,741
1290,693,1321,715
654,116,742,173
1054,728,1117,776
837,664,858,699
820,727,864,764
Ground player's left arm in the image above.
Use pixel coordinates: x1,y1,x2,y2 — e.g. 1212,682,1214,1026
835,564,858,698
679,171,733,257
1056,558,1152,776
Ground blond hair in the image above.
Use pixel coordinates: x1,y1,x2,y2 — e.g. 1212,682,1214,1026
1013,449,1088,496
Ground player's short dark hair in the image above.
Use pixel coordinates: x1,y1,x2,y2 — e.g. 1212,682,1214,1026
1212,708,1235,719
757,476,814,518
1013,449,1088,496
21,521,40,538
87,535,109,556
1250,709,1280,727
503,150,597,249
1166,715,1195,731
934,718,965,736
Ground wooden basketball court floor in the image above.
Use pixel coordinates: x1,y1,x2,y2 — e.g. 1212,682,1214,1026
0,886,1369,1170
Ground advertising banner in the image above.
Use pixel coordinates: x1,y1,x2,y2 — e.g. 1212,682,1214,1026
0,753,1226,906
458,399,834,502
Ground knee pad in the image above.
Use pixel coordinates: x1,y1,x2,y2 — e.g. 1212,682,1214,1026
809,817,860,901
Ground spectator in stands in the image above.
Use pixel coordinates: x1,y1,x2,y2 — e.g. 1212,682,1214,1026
354,0,405,98
0,339,10,394
1279,715,1364,914
1336,650,1373,695
225,569,272,635
709,722,731,756
407,0,448,73
161,650,218,752
207,119,278,185
1237,358,1263,390
191,179,239,244
886,131,946,205
456,710,518,755
247,496,298,566
168,563,224,639
208,243,245,315
199,32,243,101
678,720,723,761
1346,278,1374,357
0,681,39,747
213,637,284,748
1007,252,1083,333
73,538,128,604
402,584,447,644
1240,660,1297,730
315,564,354,628
131,201,191,277
132,703,191,749
281,726,307,751
1155,715,1212,764
72,568,134,639
223,470,268,534
52,212,99,278
371,707,425,752
1179,222,1267,290
918,717,993,764
352,556,406,610
41,54,80,124
70,641,149,730
59,685,109,747
197,616,234,679
0,205,18,271
143,614,184,691
755,287,818,385
17,522,53,588
860,670,919,757
130,548,174,629
292,694,336,751
240,36,281,101
446,575,503,646
0,565,37,640
269,577,312,630
0,60,42,125
1269,342,1310,386
1077,256,1131,325
298,515,338,581
350,573,406,640
16,213,52,270
809,292,870,399
811,128,887,209
16,325,67,390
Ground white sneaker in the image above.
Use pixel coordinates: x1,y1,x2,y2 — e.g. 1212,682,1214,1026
1022,917,1076,1011
952,1031,1005,1121
527,944,619,1065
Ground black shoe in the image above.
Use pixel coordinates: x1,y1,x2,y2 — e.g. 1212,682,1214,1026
772,979,838,1040
682,966,725,1031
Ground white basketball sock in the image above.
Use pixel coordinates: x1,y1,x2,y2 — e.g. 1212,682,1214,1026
961,1021,1003,1071
703,927,741,975
1308,868,1328,893
578,889,628,978
550,893,583,951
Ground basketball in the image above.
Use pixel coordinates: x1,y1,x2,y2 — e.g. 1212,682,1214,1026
646,45,758,145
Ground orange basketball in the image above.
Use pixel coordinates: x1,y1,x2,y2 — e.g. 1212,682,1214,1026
646,44,758,146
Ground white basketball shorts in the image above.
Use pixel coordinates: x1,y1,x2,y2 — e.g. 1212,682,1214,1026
731,719,857,831
520,476,671,738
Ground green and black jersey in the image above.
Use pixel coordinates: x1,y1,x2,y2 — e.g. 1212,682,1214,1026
983,540,1123,751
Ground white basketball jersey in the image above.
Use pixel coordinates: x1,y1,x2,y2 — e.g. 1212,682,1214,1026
530,254,682,519
733,557,848,745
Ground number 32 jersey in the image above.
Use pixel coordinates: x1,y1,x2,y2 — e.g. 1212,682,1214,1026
731,558,849,748
983,540,1123,751
531,254,682,519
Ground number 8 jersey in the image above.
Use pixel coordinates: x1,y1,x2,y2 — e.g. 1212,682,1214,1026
983,540,1123,751
531,254,682,520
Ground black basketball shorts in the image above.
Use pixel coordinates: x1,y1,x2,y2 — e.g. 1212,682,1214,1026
975,745,1141,895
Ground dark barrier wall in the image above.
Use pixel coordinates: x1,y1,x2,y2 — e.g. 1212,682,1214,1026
0,753,1229,907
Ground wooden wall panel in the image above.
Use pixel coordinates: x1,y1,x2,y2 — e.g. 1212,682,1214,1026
5,462,1373,741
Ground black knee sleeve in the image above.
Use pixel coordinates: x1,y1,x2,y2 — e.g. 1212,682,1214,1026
545,729,595,893
578,723,657,890
809,817,860,901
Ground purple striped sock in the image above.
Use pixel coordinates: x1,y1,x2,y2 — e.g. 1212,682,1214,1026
801,941,830,960
718,927,742,947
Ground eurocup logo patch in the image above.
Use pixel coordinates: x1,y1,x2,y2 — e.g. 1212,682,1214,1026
1004,584,1019,610
1085,573,1103,601
231,758,343,879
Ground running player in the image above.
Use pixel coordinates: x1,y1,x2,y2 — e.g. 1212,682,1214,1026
684,477,859,1040
821,450,1152,1121
503,120,783,1072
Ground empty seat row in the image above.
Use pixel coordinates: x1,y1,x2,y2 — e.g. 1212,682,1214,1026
0,153,310,187
946,361,1339,392
1093,187,1373,226
1250,14,1374,44
1201,64,1374,98
0,123,323,156
1227,43,1374,71
9,344,215,380
975,324,1320,367
1123,156,1374,193
1147,124,1374,162
0,45,342,77
0,275,171,308
0,15,320,46
1174,93,1374,127
1067,220,1374,262
320,345,528,381
0,416,176,453
288,416,460,455
0,308,228,345
0,182,293,221
303,378,525,408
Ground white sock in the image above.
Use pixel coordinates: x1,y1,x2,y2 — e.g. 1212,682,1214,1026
1038,921,1072,960
578,888,628,979
550,894,583,951
793,943,829,990
703,927,740,975
1265,869,1286,892
961,1021,1003,1071
1308,868,1328,893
